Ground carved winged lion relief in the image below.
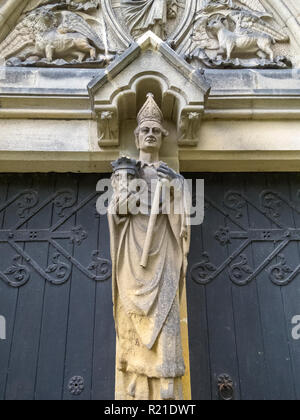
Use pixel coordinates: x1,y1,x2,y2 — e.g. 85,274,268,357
0,0,117,67
180,0,291,69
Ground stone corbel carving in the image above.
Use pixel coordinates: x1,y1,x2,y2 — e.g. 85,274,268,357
178,106,204,147
96,107,119,147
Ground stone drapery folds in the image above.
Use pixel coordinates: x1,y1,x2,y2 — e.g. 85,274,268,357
122,0,178,39
108,94,191,400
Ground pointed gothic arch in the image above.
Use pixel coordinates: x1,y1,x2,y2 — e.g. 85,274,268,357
261,0,300,49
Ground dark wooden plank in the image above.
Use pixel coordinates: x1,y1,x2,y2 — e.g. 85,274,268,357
183,172,212,400
5,174,56,400
287,173,300,400
0,174,34,400
201,174,241,400
245,173,296,400
92,188,115,400
266,173,300,399
0,175,11,400
225,173,269,400
186,221,212,401
62,174,99,400
34,174,79,400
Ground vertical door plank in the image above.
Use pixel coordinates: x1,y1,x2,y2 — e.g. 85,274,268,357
62,174,98,400
186,222,212,400
0,175,34,400
245,173,296,400
202,174,241,400
225,173,268,400
287,173,300,399
185,173,212,400
92,182,115,400
266,173,299,399
0,175,11,400
5,174,55,400
35,174,78,400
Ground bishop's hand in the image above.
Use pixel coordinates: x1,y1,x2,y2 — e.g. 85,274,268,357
157,163,179,182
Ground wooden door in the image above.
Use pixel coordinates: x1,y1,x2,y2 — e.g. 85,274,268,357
187,173,300,400
0,174,115,400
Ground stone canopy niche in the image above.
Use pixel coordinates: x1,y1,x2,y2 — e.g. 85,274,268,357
87,32,210,158
0,0,298,69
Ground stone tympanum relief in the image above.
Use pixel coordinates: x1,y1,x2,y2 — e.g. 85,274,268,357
0,0,117,67
108,93,190,400
0,0,293,68
182,0,291,69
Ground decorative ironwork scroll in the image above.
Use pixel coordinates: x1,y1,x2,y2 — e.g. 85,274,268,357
0,188,111,288
191,189,300,287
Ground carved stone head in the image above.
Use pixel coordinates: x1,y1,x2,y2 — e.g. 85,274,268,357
111,156,139,194
134,93,168,152
29,8,57,32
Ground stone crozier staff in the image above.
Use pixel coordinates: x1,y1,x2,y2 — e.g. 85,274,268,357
108,93,190,400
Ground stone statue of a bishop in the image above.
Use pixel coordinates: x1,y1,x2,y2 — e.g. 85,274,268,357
108,93,190,400
122,0,178,39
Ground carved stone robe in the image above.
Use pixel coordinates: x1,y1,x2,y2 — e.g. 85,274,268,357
123,0,168,38
108,161,189,400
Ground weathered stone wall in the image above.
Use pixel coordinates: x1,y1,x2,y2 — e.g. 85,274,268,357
0,0,299,174
0,65,299,172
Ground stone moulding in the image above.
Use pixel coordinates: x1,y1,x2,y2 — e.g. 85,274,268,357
264,0,300,49
101,0,132,50
167,0,198,49
0,64,300,172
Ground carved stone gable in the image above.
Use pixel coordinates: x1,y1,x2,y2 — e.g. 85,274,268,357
88,31,210,148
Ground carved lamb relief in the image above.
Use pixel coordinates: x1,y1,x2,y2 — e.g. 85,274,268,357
182,0,291,69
